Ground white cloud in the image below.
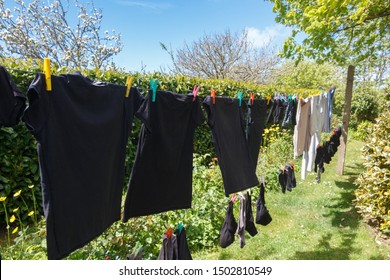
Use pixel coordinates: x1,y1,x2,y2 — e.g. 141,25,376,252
246,25,290,48
116,1,173,10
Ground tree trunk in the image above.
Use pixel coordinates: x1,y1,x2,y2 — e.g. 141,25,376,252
337,65,355,175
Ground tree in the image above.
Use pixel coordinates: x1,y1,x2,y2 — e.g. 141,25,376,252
268,0,390,175
269,0,390,65
273,60,344,89
161,29,281,83
0,0,122,69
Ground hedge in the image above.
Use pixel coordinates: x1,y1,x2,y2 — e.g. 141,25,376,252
0,57,319,227
355,105,390,233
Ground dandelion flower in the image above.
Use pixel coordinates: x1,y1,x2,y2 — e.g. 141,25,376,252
13,190,22,197
13,207,19,212
28,185,34,189
0,196,6,202
10,215,16,223
28,211,34,216
12,227,18,234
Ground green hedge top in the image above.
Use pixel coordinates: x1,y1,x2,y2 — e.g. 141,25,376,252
1,57,320,98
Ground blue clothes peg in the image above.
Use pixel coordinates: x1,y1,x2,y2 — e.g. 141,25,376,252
238,91,243,107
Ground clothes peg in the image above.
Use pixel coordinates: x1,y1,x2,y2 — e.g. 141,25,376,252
165,227,173,239
210,89,216,105
176,221,184,234
230,193,237,203
125,76,133,98
266,95,271,105
150,79,159,102
192,85,199,102
238,91,243,107
249,93,255,105
43,58,52,92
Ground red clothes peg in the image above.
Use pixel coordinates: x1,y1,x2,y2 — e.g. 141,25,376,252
193,85,199,102
165,227,173,239
230,193,237,203
250,92,255,105
210,89,216,105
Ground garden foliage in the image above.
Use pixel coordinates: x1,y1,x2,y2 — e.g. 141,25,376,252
355,105,390,233
0,58,319,229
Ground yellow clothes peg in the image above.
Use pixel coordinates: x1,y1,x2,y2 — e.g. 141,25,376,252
43,58,52,92
125,76,133,98
266,95,271,105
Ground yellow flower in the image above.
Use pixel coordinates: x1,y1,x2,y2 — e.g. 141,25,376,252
10,215,16,223
28,211,34,216
13,207,19,213
12,227,18,234
28,185,34,189
0,196,7,202
13,190,22,197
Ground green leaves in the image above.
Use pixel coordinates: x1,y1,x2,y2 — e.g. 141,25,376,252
355,104,390,233
267,0,390,66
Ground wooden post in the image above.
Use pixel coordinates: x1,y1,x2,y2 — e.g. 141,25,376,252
337,65,355,175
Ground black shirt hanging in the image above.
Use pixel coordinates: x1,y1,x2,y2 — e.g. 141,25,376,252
123,90,205,220
22,72,143,259
0,66,26,127
203,96,259,196
246,98,267,169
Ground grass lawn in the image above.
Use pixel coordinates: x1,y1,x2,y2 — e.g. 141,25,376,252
193,139,390,260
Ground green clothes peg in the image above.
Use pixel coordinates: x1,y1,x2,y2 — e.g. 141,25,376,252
150,79,159,102
177,221,184,234
238,91,243,107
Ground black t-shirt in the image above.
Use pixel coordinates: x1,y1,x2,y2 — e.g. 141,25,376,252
203,96,259,196
246,99,267,169
22,73,143,259
0,66,26,127
122,90,205,220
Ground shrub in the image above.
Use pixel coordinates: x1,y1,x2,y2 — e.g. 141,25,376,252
355,106,390,234
258,128,294,191
353,120,374,142
350,92,379,129
1,154,227,260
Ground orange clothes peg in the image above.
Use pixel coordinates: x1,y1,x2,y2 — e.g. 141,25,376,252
210,89,216,105
250,93,255,105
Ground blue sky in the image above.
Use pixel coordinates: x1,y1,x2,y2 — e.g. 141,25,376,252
4,0,291,72
91,0,291,72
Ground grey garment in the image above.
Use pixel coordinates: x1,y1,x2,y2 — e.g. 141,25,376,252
237,195,246,248
126,246,143,260
157,234,178,260
293,97,311,158
323,87,336,133
322,92,330,133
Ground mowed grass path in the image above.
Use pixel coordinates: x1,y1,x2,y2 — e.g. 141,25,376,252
193,139,390,260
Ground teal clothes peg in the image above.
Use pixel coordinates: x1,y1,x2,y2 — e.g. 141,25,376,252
238,91,243,107
177,221,184,234
150,79,159,102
